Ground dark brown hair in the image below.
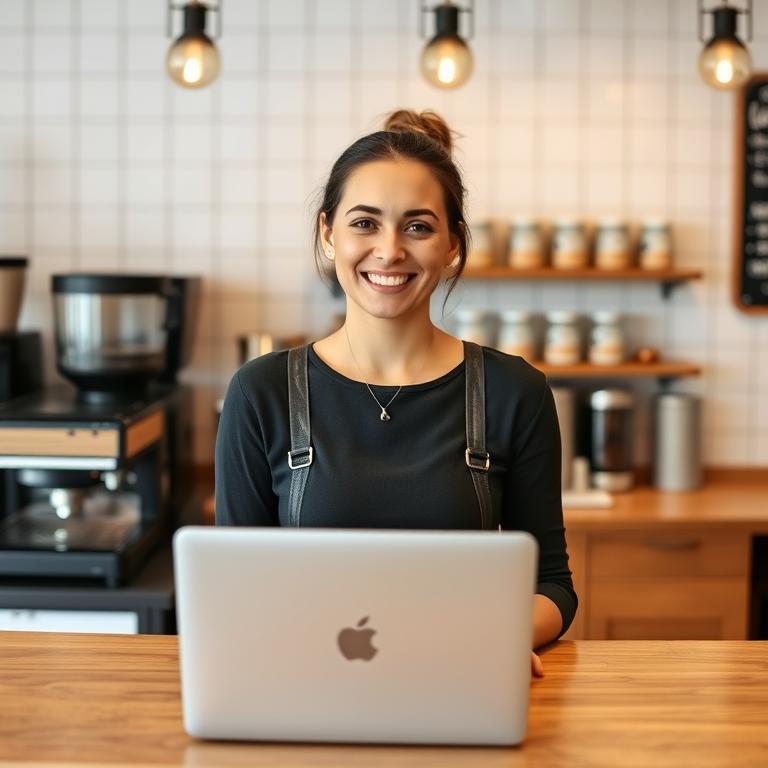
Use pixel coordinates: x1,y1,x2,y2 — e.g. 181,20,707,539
312,109,469,302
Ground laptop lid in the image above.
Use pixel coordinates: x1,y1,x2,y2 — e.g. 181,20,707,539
173,527,538,745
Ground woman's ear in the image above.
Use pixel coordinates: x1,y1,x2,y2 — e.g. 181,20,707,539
319,212,334,255
446,222,464,268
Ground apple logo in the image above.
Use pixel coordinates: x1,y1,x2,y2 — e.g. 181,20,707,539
337,616,378,661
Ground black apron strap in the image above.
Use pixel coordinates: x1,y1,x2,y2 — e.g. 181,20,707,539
464,341,495,530
287,345,312,527
287,341,493,531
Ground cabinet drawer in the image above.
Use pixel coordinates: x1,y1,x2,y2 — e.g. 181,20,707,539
588,577,749,640
590,531,750,579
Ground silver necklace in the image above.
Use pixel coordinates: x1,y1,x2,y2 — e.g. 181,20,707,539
344,325,404,422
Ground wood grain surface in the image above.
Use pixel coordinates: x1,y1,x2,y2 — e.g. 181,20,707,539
563,478,768,530
0,632,766,767
535,361,702,379
462,267,703,282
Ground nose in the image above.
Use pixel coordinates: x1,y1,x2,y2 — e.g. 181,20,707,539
374,230,405,264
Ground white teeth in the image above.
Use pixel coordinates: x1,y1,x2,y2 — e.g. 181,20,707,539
367,273,409,287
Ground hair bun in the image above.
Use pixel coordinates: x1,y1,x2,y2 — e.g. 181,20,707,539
384,109,453,155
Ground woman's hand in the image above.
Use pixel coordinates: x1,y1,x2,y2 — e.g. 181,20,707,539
531,651,544,678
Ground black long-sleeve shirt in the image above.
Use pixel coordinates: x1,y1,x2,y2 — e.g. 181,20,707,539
215,343,578,636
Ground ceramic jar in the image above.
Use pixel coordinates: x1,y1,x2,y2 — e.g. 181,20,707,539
498,311,536,360
544,312,581,365
552,219,589,270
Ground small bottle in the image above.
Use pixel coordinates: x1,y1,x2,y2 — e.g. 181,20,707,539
544,312,581,365
589,312,625,365
595,219,631,270
498,311,536,360
467,222,496,269
551,219,589,270
639,220,673,270
508,219,546,269
455,309,492,346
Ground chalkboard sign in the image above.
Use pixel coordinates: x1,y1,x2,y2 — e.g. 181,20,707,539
734,74,768,313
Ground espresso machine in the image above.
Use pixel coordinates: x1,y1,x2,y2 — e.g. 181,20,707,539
0,273,200,587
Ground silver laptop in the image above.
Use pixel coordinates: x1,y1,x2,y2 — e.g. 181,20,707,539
173,526,538,745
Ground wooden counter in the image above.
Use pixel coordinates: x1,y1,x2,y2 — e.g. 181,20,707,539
0,632,766,767
564,476,768,531
562,477,768,641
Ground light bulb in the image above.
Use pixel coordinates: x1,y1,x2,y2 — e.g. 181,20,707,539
698,38,751,90
420,36,473,89
183,57,203,84
715,58,734,84
167,35,220,88
438,56,456,84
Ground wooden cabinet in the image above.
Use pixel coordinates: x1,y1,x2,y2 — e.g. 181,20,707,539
587,575,749,640
561,480,767,642
564,528,752,640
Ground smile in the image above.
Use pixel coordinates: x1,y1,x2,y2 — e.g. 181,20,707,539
363,272,415,288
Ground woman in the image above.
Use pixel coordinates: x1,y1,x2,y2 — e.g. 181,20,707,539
215,110,577,676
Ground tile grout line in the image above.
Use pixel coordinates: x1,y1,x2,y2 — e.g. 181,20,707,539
576,0,586,316
24,0,33,265
71,0,80,270
116,0,126,271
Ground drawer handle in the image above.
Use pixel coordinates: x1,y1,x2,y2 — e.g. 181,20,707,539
644,538,701,551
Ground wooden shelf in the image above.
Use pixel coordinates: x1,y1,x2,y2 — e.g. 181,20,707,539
463,266,702,280
462,267,703,298
532,361,702,380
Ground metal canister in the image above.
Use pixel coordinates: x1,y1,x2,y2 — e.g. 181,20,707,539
652,393,702,491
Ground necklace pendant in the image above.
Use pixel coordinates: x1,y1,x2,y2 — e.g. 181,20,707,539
380,409,390,422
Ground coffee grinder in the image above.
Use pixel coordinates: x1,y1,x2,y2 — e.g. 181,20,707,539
0,274,200,587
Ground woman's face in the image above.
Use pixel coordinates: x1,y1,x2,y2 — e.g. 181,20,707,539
321,157,460,322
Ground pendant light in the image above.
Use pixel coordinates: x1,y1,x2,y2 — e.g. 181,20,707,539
697,0,752,90
166,0,222,89
420,1,474,90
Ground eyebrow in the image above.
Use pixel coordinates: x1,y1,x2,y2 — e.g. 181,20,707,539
344,205,440,221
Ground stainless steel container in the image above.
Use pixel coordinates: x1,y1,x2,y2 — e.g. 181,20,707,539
652,393,702,491
52,274,176,400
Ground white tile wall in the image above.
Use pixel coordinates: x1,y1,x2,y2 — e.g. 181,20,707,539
1,0,766,467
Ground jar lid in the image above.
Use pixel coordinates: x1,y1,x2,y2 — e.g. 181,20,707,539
500,310,532,322
553,217,583,229
596,218,627,229
512,217,539,228
592,311,621,324
655,393,700,409
641,218,670,230
546,311,578,323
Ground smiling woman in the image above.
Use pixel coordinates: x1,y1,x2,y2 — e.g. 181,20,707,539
215,110,577,669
